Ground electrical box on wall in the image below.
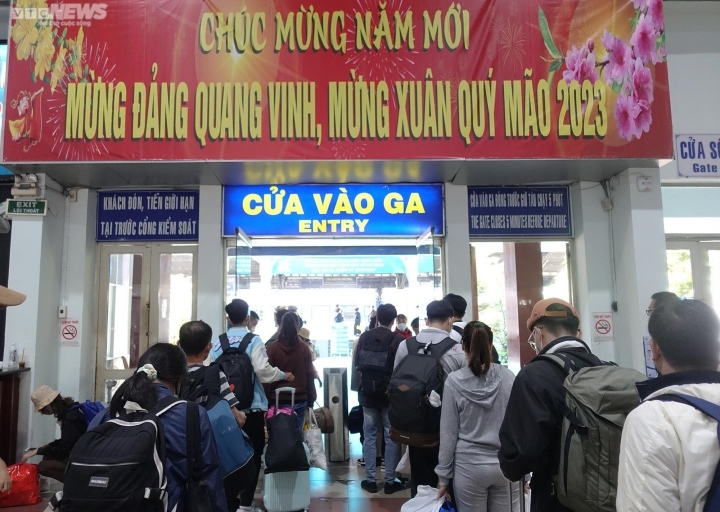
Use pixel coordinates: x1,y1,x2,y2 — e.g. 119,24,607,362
637,176,653,192
58,305,67,319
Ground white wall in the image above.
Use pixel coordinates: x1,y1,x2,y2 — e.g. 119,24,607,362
571,182,616,363
443,183,473,313
6,186,67,457
196,186,225,335
660,2,720,182
56,190,97,401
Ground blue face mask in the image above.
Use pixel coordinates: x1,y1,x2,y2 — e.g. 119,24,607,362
397,323,407,331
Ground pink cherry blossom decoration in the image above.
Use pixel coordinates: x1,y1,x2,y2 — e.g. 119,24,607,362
631,14,657,64
602,30,633,85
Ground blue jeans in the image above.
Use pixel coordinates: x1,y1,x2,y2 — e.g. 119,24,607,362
293,401,307,430
363,406,398,483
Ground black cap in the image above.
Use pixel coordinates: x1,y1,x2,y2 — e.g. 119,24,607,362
426,300,454,321
226,299,249,325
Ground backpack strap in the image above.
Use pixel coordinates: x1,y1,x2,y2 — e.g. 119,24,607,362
219,333,231,352
536,351,600,376
535,353,592,434
186,400,201,481
452,324,464,336
405,336,457,359
238,332,256,353
651,393,720,512
405,336,420,354
152,395,184,417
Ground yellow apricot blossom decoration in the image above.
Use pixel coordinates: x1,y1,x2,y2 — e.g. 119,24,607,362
33,23,54,80
49,45,67,92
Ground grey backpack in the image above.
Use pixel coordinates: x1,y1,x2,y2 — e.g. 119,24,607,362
538,353,646,512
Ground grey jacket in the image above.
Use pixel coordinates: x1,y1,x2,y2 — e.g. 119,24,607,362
435,364,516,485
393,327,466,372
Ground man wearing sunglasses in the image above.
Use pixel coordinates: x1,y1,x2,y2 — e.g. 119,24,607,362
498,298,600,512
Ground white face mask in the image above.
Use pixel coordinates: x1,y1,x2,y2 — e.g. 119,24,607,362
397,323,407,331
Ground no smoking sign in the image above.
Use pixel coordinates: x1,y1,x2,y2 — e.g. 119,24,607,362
592,312,614,343
59,319,80,347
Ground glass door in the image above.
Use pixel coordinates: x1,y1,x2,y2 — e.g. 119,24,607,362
666,240,720,317
416,226,442,297
96,244,197,400
227,227,253,301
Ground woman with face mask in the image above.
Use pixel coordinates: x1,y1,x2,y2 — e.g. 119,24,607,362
393,314,413,339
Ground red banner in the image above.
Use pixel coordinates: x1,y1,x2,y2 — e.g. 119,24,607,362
3,0,672,162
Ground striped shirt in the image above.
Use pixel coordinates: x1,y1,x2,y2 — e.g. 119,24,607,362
187,364,239,409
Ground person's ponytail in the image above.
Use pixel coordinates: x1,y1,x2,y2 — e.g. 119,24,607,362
109,343,186,416
110,371,158,417
462,324,492,376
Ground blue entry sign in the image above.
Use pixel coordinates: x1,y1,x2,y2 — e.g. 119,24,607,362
468,186,572,237
223,184,444,237
97,190,199,241
675,134,720,177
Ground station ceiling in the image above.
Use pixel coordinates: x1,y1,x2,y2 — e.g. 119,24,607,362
4,158,667,188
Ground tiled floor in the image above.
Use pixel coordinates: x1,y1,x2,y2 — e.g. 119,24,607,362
8,436,411,511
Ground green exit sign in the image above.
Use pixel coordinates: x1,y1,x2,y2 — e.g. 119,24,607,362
6,199,48,216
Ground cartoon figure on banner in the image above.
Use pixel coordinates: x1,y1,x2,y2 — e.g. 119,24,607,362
8,88,43,152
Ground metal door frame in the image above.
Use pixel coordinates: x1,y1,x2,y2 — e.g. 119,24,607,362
95,243,198,399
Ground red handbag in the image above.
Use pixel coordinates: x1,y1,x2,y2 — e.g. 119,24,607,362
0,463,42,507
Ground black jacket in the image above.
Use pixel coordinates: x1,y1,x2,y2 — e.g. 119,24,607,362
498,337,600,512
36,404,87,460
354,326,404,409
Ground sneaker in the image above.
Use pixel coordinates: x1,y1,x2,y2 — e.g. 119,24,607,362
384,480,407,495
357,457,366,466
361,480,378,493
379,458,385,470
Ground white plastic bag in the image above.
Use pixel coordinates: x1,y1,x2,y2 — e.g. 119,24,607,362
396,449,411,475
401,485,445,512
304,409,327,470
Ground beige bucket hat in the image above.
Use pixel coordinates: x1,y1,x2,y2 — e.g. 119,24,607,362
0,285,26,308
31,385,60,411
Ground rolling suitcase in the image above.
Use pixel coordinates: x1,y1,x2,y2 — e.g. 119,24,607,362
508,475,529,512
263,387,311,512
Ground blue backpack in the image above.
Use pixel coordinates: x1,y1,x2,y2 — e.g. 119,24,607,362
69,400,106,427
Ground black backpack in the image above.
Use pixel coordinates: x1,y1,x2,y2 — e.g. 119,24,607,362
179,364,223,408
48,396,184,511
216,332,256,410
388,336,456,446
356,329,397,400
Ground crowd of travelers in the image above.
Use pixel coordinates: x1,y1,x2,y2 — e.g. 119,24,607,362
2,282,720,512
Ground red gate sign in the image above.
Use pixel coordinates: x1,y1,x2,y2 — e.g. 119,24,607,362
3,0,672,163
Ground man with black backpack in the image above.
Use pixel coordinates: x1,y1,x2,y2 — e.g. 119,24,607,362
498,298,601,512
618,299,720,511
210,299,293,512
179,320,254,512
355,303,406,495
390,299,466,497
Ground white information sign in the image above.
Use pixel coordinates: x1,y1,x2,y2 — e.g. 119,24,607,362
643,336,657,379
60,319,80,347
591,312,614,343
675,134,720,177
